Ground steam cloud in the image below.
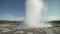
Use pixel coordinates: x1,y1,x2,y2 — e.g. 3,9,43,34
25,0,52,28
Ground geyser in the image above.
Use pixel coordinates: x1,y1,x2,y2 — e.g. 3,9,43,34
25,0,52,28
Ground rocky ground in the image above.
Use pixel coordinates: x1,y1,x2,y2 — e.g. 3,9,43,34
0,23,60,34
0,26,60,34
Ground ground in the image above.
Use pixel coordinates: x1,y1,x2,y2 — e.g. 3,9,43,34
0,26,60,34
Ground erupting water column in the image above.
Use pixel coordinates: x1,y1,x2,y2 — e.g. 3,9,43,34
25,0,52,28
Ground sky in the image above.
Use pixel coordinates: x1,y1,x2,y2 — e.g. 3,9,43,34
0,0,60,21
43,0,60,16
0,0,25,17
0,0,25,20
42,0,60,21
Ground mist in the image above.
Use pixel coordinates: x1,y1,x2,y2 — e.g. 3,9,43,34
25,0,52,28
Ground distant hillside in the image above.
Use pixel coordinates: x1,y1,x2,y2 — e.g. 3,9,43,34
47,20,60,27
0,20,23,25
48,20,60,24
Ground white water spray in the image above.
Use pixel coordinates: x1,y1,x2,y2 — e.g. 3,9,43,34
25,0,52,28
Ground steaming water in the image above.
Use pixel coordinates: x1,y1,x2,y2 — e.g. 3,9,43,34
25,0,52,28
